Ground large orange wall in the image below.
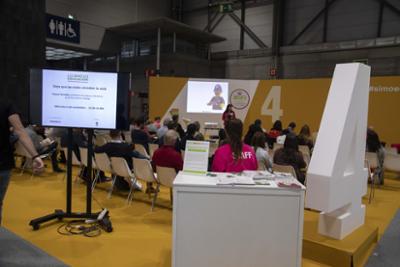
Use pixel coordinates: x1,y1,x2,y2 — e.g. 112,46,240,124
149,76,400,145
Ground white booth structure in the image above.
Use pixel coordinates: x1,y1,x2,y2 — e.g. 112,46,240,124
305,63,371,239
172,172,305,267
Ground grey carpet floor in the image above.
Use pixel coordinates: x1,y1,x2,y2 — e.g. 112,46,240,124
365,209,400,267
0,227,68,267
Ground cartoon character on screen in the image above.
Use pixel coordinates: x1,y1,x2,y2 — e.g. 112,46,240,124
207,84,225,110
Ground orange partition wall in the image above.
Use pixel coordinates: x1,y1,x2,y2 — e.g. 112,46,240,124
149,76,400,145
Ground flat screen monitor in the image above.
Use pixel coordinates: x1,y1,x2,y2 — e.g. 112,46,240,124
186,81,228,114
30,69,130,130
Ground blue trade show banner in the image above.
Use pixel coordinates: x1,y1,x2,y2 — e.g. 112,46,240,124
46,14,80,44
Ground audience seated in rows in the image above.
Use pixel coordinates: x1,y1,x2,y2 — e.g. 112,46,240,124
152,130,183,173
252,132,272,171
273,133,306,184
212,119,258,172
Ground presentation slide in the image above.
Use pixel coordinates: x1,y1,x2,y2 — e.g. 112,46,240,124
187,81,228,113
42,70,118,129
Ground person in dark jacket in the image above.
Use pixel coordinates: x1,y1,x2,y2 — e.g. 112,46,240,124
244,119,263,145
181,123,197,150
95,130,149,191
131,117,150,154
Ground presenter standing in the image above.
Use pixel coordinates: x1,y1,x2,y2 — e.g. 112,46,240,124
0,99,44,224
222,104,236,127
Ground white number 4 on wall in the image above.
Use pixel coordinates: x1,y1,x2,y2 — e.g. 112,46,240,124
261,86,283,123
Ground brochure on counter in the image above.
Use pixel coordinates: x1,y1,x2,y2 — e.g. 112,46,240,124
212,171,303,189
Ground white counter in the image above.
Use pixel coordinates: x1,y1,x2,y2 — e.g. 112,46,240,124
172,171,305,267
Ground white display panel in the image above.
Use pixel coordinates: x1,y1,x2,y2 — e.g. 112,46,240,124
187,81,228,113
42,70,118,129
305,63,370,239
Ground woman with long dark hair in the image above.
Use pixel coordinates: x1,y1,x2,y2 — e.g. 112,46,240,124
273,133,307,184
297,124,314,150
222,104,236,127
212,119,257,172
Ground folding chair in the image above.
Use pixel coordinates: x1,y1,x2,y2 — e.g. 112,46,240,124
134,143,150,158
156,166,177,206
110,157,140,205
132,158,159,211
94,152,115,195
79,147,100,189
14,141,48,178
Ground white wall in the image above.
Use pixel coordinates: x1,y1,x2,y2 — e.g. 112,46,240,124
46,0,170,51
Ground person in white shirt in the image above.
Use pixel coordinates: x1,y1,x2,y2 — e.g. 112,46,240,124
252,132,272,171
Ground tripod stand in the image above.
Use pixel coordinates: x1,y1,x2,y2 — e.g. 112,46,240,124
29,128,111,230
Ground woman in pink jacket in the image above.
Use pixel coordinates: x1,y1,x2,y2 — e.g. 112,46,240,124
212,119,258,172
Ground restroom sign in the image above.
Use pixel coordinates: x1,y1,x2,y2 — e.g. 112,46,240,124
46,14,80,44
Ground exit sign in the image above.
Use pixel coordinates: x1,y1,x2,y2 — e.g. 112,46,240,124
219,3,233,13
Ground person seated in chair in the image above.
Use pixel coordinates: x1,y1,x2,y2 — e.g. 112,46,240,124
95,130,153,192
273,133,306,184
131,117,150,154
24,124,63,172
152,130,183,173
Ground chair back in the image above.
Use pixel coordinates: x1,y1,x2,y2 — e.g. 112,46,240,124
134,143,150,158
62,147,81,166
272,163,297,179
79,147,97,169
123,131,132,144
95,135,108,146
110,157,133,178
132,158,157,183
384,153,400,172
273,143,283,152
299,145,310,156
156,166,176,188
149,143,159,158
365,152,378,169
94,153,112,173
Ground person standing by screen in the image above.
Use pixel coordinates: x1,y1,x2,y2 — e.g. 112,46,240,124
222,104,236,127
212,119,257,172
0,99,44,224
